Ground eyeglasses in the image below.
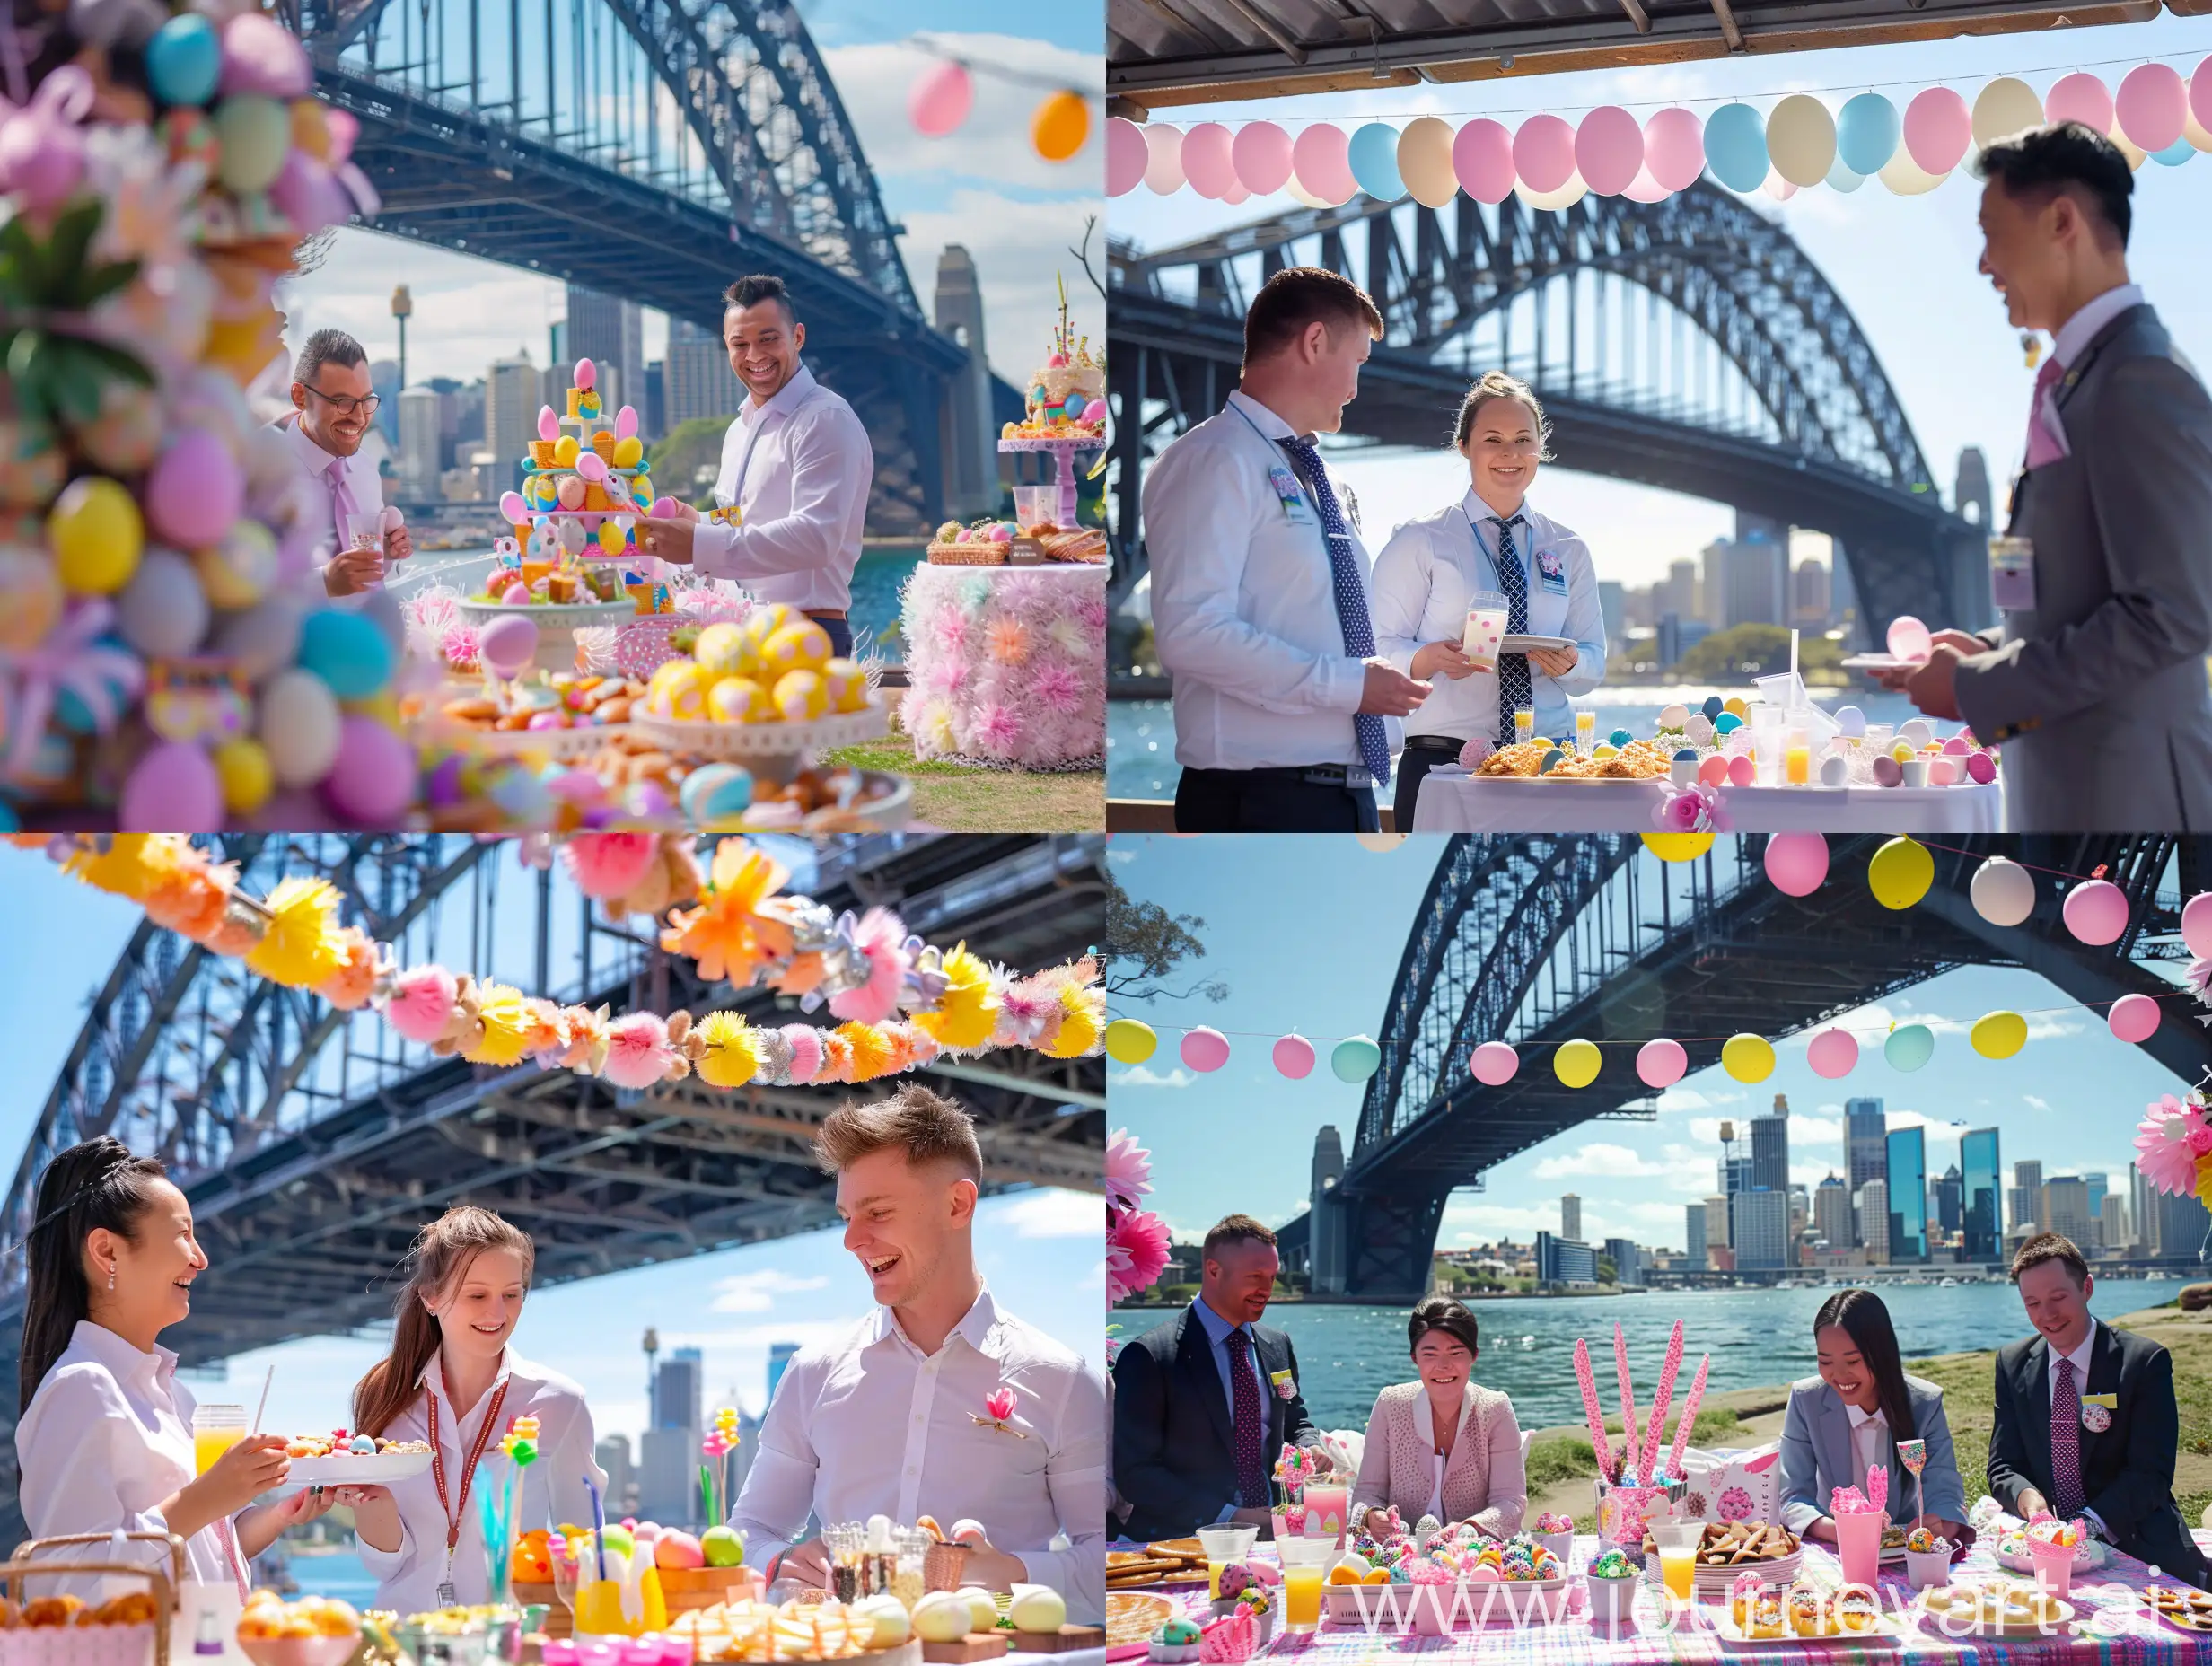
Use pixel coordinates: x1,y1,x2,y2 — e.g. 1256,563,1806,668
303,386,382,417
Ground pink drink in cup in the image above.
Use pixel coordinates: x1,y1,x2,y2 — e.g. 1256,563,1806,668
1463,588,1508,674
2028,1535,2075,1599
1302,1481,1349,1545
1832,1509,1885,1590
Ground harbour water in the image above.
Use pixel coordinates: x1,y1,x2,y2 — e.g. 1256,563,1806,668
1110,1277,2190,1434
284,1548,379,1604
1108,685,1956,801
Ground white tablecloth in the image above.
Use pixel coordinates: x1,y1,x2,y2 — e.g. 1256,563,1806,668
1410,770,2005,833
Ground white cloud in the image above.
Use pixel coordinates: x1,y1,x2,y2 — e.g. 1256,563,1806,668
663,1317,870,1353
1080,1259,1106,1290
2024,1095,2053,1112
994,1189,1105,1239
708,1269,832,1313
1792,1114,1843,1146
1532,1142,1664,1179
1111,1065,1196,1089
886,188,1104,388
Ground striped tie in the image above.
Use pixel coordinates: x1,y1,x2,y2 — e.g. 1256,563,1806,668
1277,434,1391,787
1491,515,1532,743
2050,1357,2085,1518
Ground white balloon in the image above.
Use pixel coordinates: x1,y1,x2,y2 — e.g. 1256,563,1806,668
115,549,210,659
1514,171,1587,212
259,667,342,786
1142,123,1185,195
1880,145,1944,195
1971,855,2037,928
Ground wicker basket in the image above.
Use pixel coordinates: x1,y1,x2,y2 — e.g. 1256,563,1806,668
926,542,1005,566
531,442,557,468
654,1567,758,1613
591,433,619,463
0,1533,181,1666
511,1582,566,1637
921,1544,969,1593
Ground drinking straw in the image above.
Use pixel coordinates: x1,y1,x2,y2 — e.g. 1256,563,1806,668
1574,1338,1613,1480
1612,1325,1638,1484
1639,1320,1686,1487
585,1473,608,1581
1789,627,1799,684
1663,1354,1710,1486
250,1364,275,1434
699,1463,715,1529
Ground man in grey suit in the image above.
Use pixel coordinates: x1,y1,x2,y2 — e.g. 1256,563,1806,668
1880,122,2212,829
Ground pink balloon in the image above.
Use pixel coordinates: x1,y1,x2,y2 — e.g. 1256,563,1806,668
1232,120,1295,195
908,58,972,138
1181,122,1235,199
499,491,527,522
2108,992,2161,1044
1763,831,1829,897
1181,1026,1230,1073
1292,122,1354,203
1623,164,1670,203
1576,105,1643,196
2184,891,2212,959
1452,118,1514,203
2117,63,2187,151
1644,107,1705,191
1107,118,1147,196
2045,72,2113,133
1220,180,1251,206
1142,123,1184,195
2194,57,2212,135
1806,1027,1859,1080
479,612,539,678
1903,86,1971,173
1273,1033,1316,1079
1514,114,1576,193
1470,1039,1519,1086
1636,1038,1686,1090
2063,878,2129,945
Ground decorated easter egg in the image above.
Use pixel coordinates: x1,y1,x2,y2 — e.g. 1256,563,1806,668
911,1593,972,1644
1899,718,1934,750
1697,755,1728,787
1714,711,1743,736
322,715,416,823
1891,741,1914,764
1727,753,1755,787
1723,696,1749,718
213,736,275,814
479,614,540,679
612,436,645,469
198,522,278,609
1929,756,1958,786
823,658,869,714
1593,744,1617,761
632,475,654,506
116,548,211,658
761,619,833,672
960,1589,998,1635
147,13,222,105
215,595,304,680
120,741,223,833
654,1531,706,1571
1083,399,1107,425
1942,734,1970,756
1834,704,1866,737
554,435,580,467
680,763,754,827
299,609,395,698
851,1596,910,1649
742,601,797,644
693,624,751,677
1700,695,1724,719
1539,747,1565,774
347,1434,377,1456
699,1525,744,1568
214,95,291,193
1819,753,1848,786
654,662,711,720
1658,702,1689,729
1873,754,1903,787
0,546,65,652
773,669,828,721
1607,728,1632,748
596,519,628,557
1965,751,1997,784
221,10,312,98
707,676,771,724
48,476,144,594
259,668,343,785
1685,714,1715,745
1009,1589,1065,1634
73,382,166,475
556,474,586,510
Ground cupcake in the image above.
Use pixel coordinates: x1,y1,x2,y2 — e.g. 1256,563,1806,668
1197,1612,1254,1664
1149,1618,1202,1663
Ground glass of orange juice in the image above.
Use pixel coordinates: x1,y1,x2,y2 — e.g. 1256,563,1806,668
192,1404,248,1474
1196,1525,1256,1600
1277,1535,1333,1631
1652,1523,1700,1602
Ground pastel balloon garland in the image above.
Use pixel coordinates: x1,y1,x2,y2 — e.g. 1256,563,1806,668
16,832,1106,1086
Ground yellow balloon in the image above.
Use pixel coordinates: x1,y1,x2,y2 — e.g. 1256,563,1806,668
213,737,273,814
1105,1018,1156,1065
48,476,144,594
1971,75,2043,149
1031,89,1089,163
1397,115,1458,206
1642,833,1715,863
1971,1010,2027,1059
1722,1032,1776,1083
1869,836,1934,909
1555,1038,1602,1089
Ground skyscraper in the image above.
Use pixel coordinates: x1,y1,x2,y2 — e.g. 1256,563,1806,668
2011,1161,2045,1237
665,318,744,428
1962,1127,2002,1259
934,246,997,517
1751,1094,1791,1194
766,1342,801,1405
1311,1125,1346,1294
1704,1196,1730,1254
2043,1177,2093,1247
1734,1188,1791,1270
1886,1127,1927,1263
566,285,644,405
485,352,539,494
1603,1237,1642,1286
1860,1180,1891,1264
1561,1194,1582,1242
398,385,441,501
1845,1099,1887,1198
1685,1203,1707,1267
1936,1164,1963,1237
2085,1173,2109,1248
1813,1173,1851,1253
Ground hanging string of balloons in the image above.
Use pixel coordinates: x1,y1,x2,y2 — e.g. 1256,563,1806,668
1107,59,2212,207
906,39,1093,162
15,833,1105,1088
1104,833,2212,1086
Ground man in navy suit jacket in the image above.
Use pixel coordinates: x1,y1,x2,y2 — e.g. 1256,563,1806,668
1985,1234,2209,1589
1113,1214,1325,1542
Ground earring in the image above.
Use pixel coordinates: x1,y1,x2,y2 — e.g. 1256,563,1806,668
107,1264,115,1292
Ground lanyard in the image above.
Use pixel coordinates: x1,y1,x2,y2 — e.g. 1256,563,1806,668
427,1379,511,1572
1227,401,1324,522
1462,506,1531,588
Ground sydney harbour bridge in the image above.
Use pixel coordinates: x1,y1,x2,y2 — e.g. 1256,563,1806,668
0,834,1107,1536
1272,835,2210,1302
1107,185,1989,632
282,0,1015,530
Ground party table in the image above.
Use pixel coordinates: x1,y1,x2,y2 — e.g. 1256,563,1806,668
1410,773,2004,834
1109,1534,2209,1664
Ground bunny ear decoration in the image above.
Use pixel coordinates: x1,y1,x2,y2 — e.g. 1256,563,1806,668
499,491,527,522
576,452,608,484
538,407,558,442
617,407,638,441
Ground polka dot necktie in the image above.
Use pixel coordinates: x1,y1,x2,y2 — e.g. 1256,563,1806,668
2050,1356,2085,1518
1225,1328,1268,1509
1490,514,1532,743
1277,434,1391,787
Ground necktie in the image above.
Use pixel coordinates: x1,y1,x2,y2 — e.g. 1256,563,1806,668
1224,1329,1268,1509
1277,434,1391,787
2023,356,2066,470
328,457,362,552
2050,1356,2085,1518
1491,515,1532,743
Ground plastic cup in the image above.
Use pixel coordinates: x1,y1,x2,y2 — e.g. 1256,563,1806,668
1302,1482,1350,1543
192,1404,247,1474
1589,1573,1638,1627
1785,729,1811,785
1514,706,1535,743
1463,591,1508,673
1277,1536,1333,1631
1651,1523,1699,1601
1013,485,1051,527
1832,1510,1886,1591
1197,1525,1257,1600
1900,758,1929,788
2028,1536,2075,1599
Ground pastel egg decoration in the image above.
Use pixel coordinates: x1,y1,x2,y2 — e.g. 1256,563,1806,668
1886,614,1932,662
114,549,210,659
321,715,416,823
773,668,829,721
119,741,224,833
1332,1034,1382,1083
48,476,145,595
213,95,292,194
1763,831,1829,897
1885,1022,1935,1073
1806,1026,1858,1080
1898,718,1934,750
2108,991,2161,1044
0,547,65,653
1834,705,1865,737
1697,755,1729,787
479,614,540,679
146,13,222,105
1470,1039,1518,1085
679,762,754,828
1272,1033,1316,1080
1726,753,1755,787
213,736,274,816
297,608,395,698
259,667,344,786
1636,1037,1687,1090
1872,754,1902,786
2183,890,2212,959
1964,752,1997,784
1970,855,2036,926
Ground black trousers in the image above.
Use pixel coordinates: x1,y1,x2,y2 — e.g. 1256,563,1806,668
1174,767,1380,832
1393,739,1468,832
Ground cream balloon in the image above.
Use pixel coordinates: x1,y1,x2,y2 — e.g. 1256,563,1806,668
1398,115,1458,206
1760,166,1797,201
1285,174,1330,208
1141,123,1184,194
1971,75,2044,148
1765,93,1836,187
1514,171,1587,212
2188,111,2212,153
1879,145,1944,196
2110,123,2147,170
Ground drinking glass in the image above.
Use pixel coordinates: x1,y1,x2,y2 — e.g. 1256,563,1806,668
1196,1525,1257,1601
1651,1523,1700,1602
1276,1535,1334,1632
193,1404,247,1474
1462,589,1508,674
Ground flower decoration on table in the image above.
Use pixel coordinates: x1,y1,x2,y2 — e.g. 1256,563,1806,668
1905,1528,1951,1554
1716,1486,1754,1523
1534,1512,1574,1534
2134,1089,2212,1207
698,1406,741,1524
1272,1442,1320,1500
971,1385,1027,1439
1589,1548,1637,1582
1654,778,1734,834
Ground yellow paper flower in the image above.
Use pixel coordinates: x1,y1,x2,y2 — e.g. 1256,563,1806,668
838,1021,895,1082
245,877,347,988
66,833,187,900
469,981,535,1066
913,943,1000,1051
661,839,794,986
1042,981,1102,1059
694,1011,761,1088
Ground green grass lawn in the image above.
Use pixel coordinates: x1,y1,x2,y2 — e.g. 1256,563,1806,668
824,735,1103,832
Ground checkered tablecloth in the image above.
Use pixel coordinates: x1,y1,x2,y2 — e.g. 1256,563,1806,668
1110,1533,2212,1664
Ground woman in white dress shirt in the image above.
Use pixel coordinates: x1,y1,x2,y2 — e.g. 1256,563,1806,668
1371,372,1607,829
1352,1298,1525,1534
336,1208,603,1614
15,1139,326,1601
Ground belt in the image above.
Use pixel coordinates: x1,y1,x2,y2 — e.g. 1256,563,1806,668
1189,763,1373,790
804,609,847,620
1404,735,1473,752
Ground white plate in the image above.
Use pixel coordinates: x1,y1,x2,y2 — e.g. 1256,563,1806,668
1690,1551,1803,1594
1501,634,1574,653
629,700,889,760
1916,1591,2076,1639
1839,653,1919,671
1995,1539,2106,1574
1711,1607,1899,1648
285,1451,434,1486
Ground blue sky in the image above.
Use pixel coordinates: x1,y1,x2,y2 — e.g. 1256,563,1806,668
1110,17,2212,589
280,0,1101,402
1105,837,2191,1254
0,846,1103,1447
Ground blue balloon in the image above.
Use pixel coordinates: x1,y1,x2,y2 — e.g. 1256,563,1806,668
1704,102,1769,192
1348,122,1406,201
298,609,397,699
146,13,220,106
2153,136,2195,167
1826,153,1865,194
1885,1022,1936,1073
1835,92,1900,176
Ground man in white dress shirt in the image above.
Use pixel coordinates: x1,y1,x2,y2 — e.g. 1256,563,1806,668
729,1085,1104,1624
1145,267,1430,832
274,329,413,596
636,275,873,655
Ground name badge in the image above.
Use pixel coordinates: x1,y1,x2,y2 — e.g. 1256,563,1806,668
1537,548,1568,593
2083,1393,2117,1409
1988,537,2036,613
1268,464,1317,527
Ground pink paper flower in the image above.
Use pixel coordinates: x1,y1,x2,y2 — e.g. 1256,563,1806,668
1108,1207,1171,1304
2135,1095,2206,1196
985,1387,1016,1423
1106,1128,1154,1214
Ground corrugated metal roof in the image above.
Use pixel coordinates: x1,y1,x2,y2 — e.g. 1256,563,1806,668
1107,0,2199,110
